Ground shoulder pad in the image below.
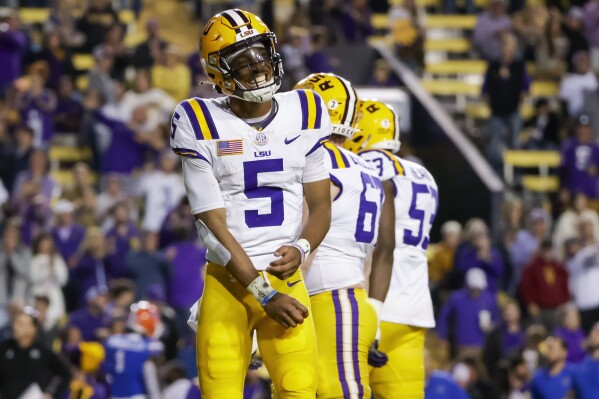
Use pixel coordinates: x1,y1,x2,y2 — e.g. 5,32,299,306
178,98,220,140
323,141,350,169
296,89,324,131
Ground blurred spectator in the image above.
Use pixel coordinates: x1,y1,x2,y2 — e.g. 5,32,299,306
452,357,499,399
138,151,185,233
562,7,590,72
305,27,334,74
159,197,195,248
455,219,505,293
553,304,586,364
530,336,574,399
559,51,597,118
512,2,549,62
523,324,548,377
501,355,531,399
0,125,34,192
519,240,570,329
572,322,599,398
483,300,525,378
96,23,128,82
152,45,191,102
126,232,170,300
443,0,474,15
53,76,84,135
96,174,135,230
88,47,116,105
164,227,206,335
0,12,28,98
68,286,108,342
11,150,58,217
0,224,30,327
553,192,599,260
473,0,511,62
14,71,58,147
133,19,167,70
161,361,201,399
77,0,120,52
44,0,85,49
522,98,561,150
65,165,97,228
0,309,72,399
483,34,530,168
33,295,61,346
509,208,551,295
430,221,462,286
560,115,599,200
566,233,599,333
389,0,424,72
500,196,524,244
583,0,599,70
579,71,599,138
120,70,175,128
51,200,85,268
24,31,74,91
281,26,310,89
424,350,471,399
69,227,108,308
105,201,139,279
340,0,373,43
28,232,68,330
368,59,401,87
437,268,500,358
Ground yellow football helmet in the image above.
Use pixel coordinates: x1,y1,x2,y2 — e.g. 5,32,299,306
344,99,400,153
293,73,359,139
200,9,283,102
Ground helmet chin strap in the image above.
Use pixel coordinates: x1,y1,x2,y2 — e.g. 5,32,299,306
230,79,281,103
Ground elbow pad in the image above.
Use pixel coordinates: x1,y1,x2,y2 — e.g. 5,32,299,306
195,219,231,266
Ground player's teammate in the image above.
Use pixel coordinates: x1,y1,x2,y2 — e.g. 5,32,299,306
293,73,388,399
345,100,439,399
171,9,332,398
104,301,164,399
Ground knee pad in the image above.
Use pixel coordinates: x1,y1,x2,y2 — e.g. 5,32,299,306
204,334,244,378
280,367,316,394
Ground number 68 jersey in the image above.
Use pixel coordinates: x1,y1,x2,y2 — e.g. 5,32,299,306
359,149,438,328
304,143,384,296
170,90,331,270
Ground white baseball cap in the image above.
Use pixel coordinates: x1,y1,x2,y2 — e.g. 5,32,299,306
466,268,487,290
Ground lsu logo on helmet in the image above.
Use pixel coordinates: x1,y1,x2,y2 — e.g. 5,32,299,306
293,73,359,139
200,9,284,103
344,99,401,153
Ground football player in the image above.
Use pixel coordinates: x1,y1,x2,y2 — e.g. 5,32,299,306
171,9,332,398
104,301,164,399
345,100,439,399
293,73,389,399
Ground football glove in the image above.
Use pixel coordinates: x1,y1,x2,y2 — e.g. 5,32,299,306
368,340,389,367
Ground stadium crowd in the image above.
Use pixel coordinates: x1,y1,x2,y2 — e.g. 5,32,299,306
0,0,598,398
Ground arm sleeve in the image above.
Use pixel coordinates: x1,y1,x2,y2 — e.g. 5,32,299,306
182,158,224,214
143,360,162,399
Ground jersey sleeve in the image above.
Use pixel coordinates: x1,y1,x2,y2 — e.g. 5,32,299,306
303,92,331,183
358,149,404,181
170,100,214,165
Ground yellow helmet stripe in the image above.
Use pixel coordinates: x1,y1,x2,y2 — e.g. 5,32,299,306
324,142,349,169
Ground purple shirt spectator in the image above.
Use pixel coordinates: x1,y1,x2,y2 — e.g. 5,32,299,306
52,224,86,265
68,308,104,342
583,0,599,49
553,327,586,363
473,8,511,61
105,221,140,279
455,243,505,292
165,241,206,310
93,112,146,174
18,89,58,146
561,135,599,199
54,87,84,134
437,288,500,347
502,326,526,352
0,25,28,92
11,171,58,216
71,254,108,307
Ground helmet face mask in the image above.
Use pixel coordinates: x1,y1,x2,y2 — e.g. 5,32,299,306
201,10,283,103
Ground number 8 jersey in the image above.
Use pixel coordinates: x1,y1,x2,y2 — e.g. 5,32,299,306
304,143,384,296
359,149,438,328
170,90,331,270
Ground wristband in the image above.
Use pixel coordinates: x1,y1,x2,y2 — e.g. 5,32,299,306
292,238,311,263
247,276,277,306
368,298,384,319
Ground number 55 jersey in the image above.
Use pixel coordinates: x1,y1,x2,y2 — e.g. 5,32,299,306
358,150,438,328
169,89,331,269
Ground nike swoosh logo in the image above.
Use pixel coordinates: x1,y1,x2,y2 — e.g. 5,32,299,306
287,280,301,287
284,135,300,145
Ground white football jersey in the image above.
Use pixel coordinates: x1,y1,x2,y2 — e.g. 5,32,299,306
305,143,384,295
358,150,438,327
170,90,331,270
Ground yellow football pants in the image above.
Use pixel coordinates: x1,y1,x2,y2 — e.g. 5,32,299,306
311,288,377,399
196,263,317,399
370,323,426,399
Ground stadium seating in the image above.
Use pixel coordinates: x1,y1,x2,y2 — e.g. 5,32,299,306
424,38,472,53
503,150,561,187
